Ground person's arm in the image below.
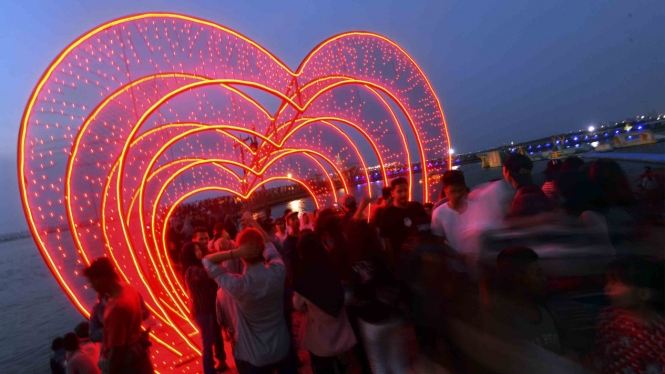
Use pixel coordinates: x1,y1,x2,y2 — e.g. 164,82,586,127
263,242,284,266
89,301,105,343
293,292,307,312
242,211,272,244
203,244,262,292
354,196,376,220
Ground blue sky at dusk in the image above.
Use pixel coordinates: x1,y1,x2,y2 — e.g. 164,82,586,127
0,0,663,233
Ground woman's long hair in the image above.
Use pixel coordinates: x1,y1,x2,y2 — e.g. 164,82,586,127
293,232,345,318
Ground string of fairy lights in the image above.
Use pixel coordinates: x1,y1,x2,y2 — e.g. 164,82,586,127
18,13,450,373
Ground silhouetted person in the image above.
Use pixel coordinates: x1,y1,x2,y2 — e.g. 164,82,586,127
82,258,153,374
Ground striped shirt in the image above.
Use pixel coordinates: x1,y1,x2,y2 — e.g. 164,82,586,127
185,266,218,316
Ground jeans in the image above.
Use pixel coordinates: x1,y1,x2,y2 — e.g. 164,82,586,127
194,313,226,374
235,356,297,374
357,318,407,374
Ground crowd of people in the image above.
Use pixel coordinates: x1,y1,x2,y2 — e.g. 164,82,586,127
51,153,664,374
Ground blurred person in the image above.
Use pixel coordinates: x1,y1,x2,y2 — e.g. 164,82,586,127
223,216,238,241
588,159,642,256
203,223,296,374
316,208,353,283
182,243,228,374
274,217,287,244
590,256,664,373
240,213,252,231
300,211,314,232
51,337,66,374
346,219,405,374
82,258,153,374
292,232,357,373
74,321,100,361
89,293,150,345
542,159,562,205
280,211,304,366
181,216,194,241
192,226,210,254
369,187,393,229
342,194,358,219
261,218,283,254
432,183,449,211
423,202,434,218
468,153,534,231
431,170,472,254
64,332,101,374
589,159,636,209
561,156,584,171
379,177,429,257
488,247,563,354
210,222,235,253
509,185,554,218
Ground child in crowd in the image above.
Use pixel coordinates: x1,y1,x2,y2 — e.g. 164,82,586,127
590,256,665,374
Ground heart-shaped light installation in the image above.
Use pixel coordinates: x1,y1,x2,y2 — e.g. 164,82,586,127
17,13,450,372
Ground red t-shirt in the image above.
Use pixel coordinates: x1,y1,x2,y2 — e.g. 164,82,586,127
102,284,143,358
592,307,665,374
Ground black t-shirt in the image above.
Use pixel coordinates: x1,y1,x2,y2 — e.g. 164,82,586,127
281,235,299,287
379,202,429,254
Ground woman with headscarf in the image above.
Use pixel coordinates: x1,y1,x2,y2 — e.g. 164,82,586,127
181,243,228,374
300,211,315,232
293,232,356,374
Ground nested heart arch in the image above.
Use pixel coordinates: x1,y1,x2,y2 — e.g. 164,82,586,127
18,12,451,370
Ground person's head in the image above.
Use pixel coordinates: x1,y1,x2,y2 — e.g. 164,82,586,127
589,159,635,207
544,159,563,182
390,177,409,207
192,227,209,253
180,242,203,273
63,332,80,353
283,208,292,219
497,247,546,297
314,208,344,247
346,219,384,263
380,186,393,206
236,228,265,265
296,231,329,265
82,257,119,295
301,212,311,225
509,185,554,217
557,171,602,215
423,203,434,217
213,222,229,240
605,256,664,312
224,218,238,240
74,321,89,340
442,170,467,207
275,217,286,233
503,154,533,188
561,156,584,171
644,166,652,173
240,213,251,230
51,337,64,352
287,211,300,234
261,218,276,235
342,194,357,212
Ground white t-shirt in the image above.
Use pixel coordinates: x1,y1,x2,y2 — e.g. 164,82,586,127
431,201,473,253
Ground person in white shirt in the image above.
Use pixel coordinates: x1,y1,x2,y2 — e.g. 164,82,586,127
431,170,472,254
